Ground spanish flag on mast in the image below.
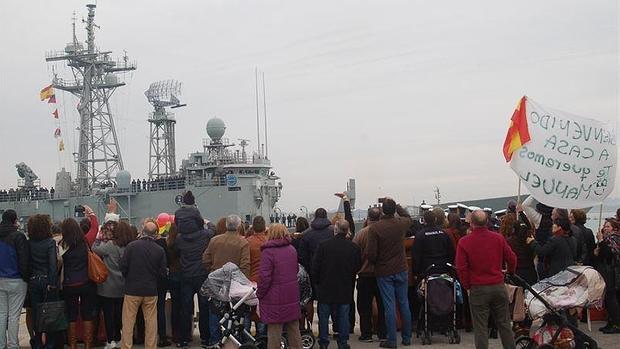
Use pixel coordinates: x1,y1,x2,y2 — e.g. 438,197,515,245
502,96,531,162
40,84,54,101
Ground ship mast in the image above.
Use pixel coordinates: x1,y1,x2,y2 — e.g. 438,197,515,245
46,4,136,194
145,80,185,179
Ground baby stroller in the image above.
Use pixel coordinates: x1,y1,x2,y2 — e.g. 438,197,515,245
200,262,260,348
416,263,461,345
507,266,605,349
278,264,315,349
296,264,315,349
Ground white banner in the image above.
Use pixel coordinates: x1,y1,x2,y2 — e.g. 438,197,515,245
510,98,617,209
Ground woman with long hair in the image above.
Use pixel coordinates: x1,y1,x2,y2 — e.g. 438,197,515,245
595,218,620,334
61,218,97,349
165,223,186,344
93,221,135,349
27,214,59,349
257,224,302,349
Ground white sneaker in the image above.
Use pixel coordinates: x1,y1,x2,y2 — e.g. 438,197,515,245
104,343,112,349
111,341,119,349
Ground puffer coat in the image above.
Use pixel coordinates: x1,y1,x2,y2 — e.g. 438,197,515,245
256,238,300,324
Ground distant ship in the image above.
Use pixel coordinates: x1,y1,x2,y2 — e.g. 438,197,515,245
0,4,282,225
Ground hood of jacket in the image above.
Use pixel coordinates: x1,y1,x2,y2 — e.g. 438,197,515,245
0,223,17,238
310,217,332,231
261,237,291,250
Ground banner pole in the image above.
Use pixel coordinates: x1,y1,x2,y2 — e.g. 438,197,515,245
516,177,522,206
597,202,604,233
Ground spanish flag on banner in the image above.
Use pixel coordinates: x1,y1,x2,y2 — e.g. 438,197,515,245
40,84,54,101
502,96,531,162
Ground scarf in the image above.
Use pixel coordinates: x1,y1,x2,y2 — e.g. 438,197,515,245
604,232,620,257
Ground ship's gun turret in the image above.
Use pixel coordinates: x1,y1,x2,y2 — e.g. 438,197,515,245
16,162,39,188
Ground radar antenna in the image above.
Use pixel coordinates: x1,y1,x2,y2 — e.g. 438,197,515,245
238,138,250,162
145,80,185,179
46,4,136,194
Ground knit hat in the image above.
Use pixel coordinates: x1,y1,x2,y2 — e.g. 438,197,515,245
183,190,195,206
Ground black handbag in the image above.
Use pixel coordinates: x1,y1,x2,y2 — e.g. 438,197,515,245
35,292,68,333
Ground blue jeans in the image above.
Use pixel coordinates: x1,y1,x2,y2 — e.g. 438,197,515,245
377,271,412,344
208,305,222,345
318,303,349,347
180,276,211,344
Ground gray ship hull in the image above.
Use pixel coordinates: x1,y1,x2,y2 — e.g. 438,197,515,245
1,181,279,226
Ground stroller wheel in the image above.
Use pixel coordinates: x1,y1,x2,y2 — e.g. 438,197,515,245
583,341,598,349
515,336,534,349
280,336,288,349
301,332,315,349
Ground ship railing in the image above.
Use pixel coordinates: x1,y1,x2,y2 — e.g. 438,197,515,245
0,190,53,203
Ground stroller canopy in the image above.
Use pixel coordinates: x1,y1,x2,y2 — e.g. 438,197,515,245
200,262,259,306
525,266,605,319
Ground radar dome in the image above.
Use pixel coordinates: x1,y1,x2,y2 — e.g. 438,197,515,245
206,117,226,141
116,170,131,190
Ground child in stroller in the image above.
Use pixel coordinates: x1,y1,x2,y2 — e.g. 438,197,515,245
200,262,260,348
507,266,605,349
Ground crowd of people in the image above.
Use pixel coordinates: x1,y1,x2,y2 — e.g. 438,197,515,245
0,190,620,349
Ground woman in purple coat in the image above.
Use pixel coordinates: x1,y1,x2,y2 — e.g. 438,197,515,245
257,224,302,349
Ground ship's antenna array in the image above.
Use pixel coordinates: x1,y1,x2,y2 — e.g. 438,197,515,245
145,80,185,179
46,3,136,194
254,68,270,159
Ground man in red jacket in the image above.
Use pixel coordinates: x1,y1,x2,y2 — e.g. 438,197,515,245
456,210,517,349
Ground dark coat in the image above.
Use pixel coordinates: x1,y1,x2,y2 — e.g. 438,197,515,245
62,243,89,286
174,228,213,278
256,238,300,324
174,205,205,235
0,223,29,282
412,226,455,276
299,217,333,271
120,237,167,297
573,223,596,266
29,238,58,287
311,234,361,304
532,234,576,278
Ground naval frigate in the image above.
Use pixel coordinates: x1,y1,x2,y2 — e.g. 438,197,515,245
0,4,282,225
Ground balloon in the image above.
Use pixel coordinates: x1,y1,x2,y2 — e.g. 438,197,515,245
157,212,170,227
159,222,171,235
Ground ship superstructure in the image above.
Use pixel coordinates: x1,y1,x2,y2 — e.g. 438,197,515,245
0,4,282,225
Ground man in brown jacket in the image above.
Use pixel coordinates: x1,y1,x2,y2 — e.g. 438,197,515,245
353,207,386,342
202,215,251,346
202,215,251,278
366,198,413,348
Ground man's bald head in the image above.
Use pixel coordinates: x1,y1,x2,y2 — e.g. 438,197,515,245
470,210,488,228
143,220,159,237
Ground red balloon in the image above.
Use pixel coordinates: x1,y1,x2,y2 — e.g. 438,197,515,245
157,212,170,227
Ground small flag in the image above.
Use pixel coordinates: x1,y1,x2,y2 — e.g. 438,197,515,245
59,140,65,152
502,96,531,162
52,109,59,119
47,95,56,104
54,128,61,138
40,84,54,101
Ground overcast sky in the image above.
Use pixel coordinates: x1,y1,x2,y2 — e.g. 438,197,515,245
0,0,618,211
